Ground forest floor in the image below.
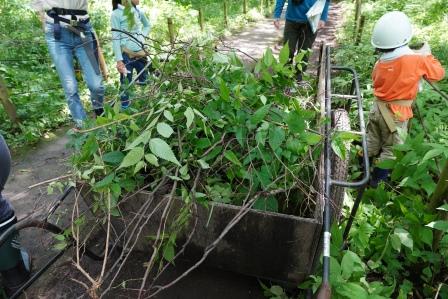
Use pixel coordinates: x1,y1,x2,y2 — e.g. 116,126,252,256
3,3,344,298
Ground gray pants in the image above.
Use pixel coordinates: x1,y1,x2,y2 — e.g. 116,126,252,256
366,103,408,161
0,134,13,222
283,20,317,80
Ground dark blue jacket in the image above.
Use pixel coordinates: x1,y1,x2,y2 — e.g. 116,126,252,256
274,0,330,22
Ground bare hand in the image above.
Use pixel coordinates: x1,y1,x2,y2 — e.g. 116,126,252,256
116,61,127,75
318,20,326,30
274,19,281,30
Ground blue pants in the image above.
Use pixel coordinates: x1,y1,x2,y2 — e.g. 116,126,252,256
0,135,13,222
45,22,104,126
120,53,149,102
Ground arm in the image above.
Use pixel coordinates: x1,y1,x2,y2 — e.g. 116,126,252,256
420,55,445,82
320,0,331,21
111,12,124,62
273,0,286,19
139,9,151,37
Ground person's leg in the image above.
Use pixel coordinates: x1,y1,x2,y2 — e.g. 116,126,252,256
295,22,317,81
366,104,383,159
45,23,86,127
74,26,105,116
119,53,134,109
283,20,301,65
0,135,31,295
379,119,408,162
134,57,149,85
0,134,13,221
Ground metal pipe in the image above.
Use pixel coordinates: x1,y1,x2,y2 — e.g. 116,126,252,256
424,78,448,103
322,44,332,288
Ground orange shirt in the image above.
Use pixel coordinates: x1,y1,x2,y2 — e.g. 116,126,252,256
372,55,445,121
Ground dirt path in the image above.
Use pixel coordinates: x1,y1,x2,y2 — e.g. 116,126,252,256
221,2,345,72
3,3,344,298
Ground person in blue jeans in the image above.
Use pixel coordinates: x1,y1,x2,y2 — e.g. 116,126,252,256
111,0,151,109
0,134,31,295
31,1,105,129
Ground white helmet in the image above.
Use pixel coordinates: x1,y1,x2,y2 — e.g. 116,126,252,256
371,11,413,49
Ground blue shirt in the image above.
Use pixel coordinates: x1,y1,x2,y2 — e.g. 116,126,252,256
111,4,151,62
274,0,330,23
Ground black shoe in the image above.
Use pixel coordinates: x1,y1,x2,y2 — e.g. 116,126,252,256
370,167,391,188
0,215,32,296
94,108,104,117
2,250,31,296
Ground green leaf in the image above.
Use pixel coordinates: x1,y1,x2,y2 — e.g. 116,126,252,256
335,282,368,299
268,126,285,150
54,234,65,241
436,204,448,212
157,122,174,138
286,111,305,133
394,228,413,250
304,132,321,145
269,285,284,296
259,94,267,105
279,43,290,65
163,244,175,262
426,220,448,232
197,159,210,169
94,173,115,189
263,48,275,67
103,151,124,165
184,107,195,129
390,234,401,251
224,150,242,166
341,250,364,280
134,161,146,174
145,154,159,166
422,148,444,162
149,138,181,166
163,110,174,122
331,136,347,160
418,227,433,247
219,80,230,101
119,147,144,169
377,159,395,169
251,104,272,125
53,242,68,251
262,70,273,84
125,131,151,150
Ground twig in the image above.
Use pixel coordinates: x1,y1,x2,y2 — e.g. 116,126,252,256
27,174,72,189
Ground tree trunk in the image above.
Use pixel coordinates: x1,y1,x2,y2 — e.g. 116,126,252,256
428,160,448,212
0,77,19,124
427,160,448,250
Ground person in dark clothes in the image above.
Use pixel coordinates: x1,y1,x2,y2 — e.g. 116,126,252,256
273,0,330,81
0,134,31,295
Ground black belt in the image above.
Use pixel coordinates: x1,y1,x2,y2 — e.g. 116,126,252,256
47,8,87,16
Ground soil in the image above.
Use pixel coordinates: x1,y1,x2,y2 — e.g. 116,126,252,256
2,3,345,298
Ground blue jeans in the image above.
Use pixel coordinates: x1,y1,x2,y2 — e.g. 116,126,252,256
0,134,13,223
45,22,104,125
120,53,149,103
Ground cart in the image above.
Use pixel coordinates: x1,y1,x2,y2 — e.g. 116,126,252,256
0,43,370,298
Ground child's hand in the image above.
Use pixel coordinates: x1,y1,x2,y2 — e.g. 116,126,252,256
116,61,128,74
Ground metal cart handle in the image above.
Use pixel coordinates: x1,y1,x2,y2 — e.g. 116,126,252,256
328,66,370,188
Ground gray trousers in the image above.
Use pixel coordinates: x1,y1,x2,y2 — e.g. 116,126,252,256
366,103,408,161
283,20,317,80
0,134,13,222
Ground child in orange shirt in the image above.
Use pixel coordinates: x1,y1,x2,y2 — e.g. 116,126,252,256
368,11,445,186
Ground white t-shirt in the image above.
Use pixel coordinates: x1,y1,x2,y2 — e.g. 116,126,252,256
29,0,88,11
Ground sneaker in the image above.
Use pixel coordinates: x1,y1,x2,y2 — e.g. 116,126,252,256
121,100,131,109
